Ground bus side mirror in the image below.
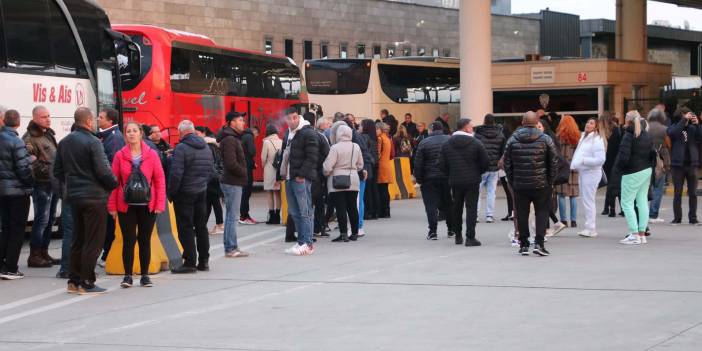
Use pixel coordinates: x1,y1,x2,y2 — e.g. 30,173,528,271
127,43,141,79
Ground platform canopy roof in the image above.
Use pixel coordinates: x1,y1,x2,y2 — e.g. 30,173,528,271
658,0,702,9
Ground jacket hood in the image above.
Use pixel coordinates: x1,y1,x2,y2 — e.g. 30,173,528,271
117,141,156,161
334,124,353,143
330,121,350,145
475,124,502,138
216,126,237,143
181,133,207,149
448,134,477,148
514,126,543,143
27,120,55,137
203,136,218,145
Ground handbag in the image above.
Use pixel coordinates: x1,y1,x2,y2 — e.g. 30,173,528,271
598,167,608,189
124,160,151,205
553,154,571,186
332,144,354,190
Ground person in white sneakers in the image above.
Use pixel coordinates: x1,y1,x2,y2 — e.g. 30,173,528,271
570,117,607,238
280,108,319,255
616,111,654,245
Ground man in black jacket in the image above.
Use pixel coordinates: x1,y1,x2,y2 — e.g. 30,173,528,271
168,120,214,273
440,118,489,246
475,114,506,223
54,107,118,294
415,122,453,240
281,108,318,255
0,110,34,280
225,112,257,224
504,111,559,256
667,108,702,225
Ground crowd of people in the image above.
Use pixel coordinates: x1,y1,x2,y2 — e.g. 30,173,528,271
0,102,700,294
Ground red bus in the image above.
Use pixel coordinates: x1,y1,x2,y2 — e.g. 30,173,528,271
113,25,307,181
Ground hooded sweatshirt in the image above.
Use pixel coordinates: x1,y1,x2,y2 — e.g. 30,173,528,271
323,125,364,192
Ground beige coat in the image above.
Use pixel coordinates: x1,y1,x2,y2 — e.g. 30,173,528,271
260,134,282,190
323,125,364,192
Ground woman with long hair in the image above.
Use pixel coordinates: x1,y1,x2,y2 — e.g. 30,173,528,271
571,117,607,238
393,124,413,158
617,111,654,244
108,122,166,288
555,115,580,230
261,124,282,224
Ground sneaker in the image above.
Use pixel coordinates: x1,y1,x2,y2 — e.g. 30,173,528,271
120,276,133,288
518,246,530,256
225,249,249,258
578,230,598,238
464,238,482,247
285,243,313,256
570,221,577,228
648,218,665,224
447,231,456,238
690,220,701,226
171,265,197,274
358,228,366,238
209,224,224,234
640,235,648,244
485,216,495,223
0,270,24,280
544,228,554,237
97,259,106,268
670,219,681,226
549,222,567,237
426,232,438,240
620,234,642,245
78,284,108,295
67,281,79,294
55,270,69,279
196,262,210,271
244,217,258,225
511,238,520,247
140,275,154,287
533,244,550,256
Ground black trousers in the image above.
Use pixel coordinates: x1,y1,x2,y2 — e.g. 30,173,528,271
118,206,157,276
514,187,551,247
0,195,30,273
286,214,297,241
101,214,115,261
451,183,479,239
70,201,108,287
364,177,379,219
672,166,698,222
330,191,359,235
500,176,513,216
313,184,327,234
240,168,254,218
206,186,223,225
173,192,210,267
604,185,619,213
378,183,391,217
420,179,453,233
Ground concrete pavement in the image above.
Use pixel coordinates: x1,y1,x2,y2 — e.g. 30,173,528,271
0,191,701,350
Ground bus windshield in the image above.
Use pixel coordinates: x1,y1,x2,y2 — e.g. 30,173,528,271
305,59,371,95
119,34,153,91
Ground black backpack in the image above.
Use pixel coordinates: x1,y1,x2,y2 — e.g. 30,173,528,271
124,161,151,205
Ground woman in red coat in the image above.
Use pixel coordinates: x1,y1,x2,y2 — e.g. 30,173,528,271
108,122,166,288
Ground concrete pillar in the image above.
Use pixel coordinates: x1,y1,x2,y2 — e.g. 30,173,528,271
459,0,492,125
615,0,647,61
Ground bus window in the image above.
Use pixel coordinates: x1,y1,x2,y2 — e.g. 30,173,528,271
120,35,152,90
2,0,53,72
305,59,371,95
97,63,117,112
49,0,84,76
378,64,459,103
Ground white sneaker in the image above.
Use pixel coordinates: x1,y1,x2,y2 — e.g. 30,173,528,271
486,216,495,223
358,228,366,238
545,228,554,237
550,222,567,236
640,235,648,244
648,218,665,224
285,243,314,256
578,230,598,238
209,224,224,235
508,229,519,246
620,234,642,245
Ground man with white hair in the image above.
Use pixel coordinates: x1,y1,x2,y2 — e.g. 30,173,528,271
168,120,214,273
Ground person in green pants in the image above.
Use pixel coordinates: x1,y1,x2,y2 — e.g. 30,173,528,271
615,110,655,245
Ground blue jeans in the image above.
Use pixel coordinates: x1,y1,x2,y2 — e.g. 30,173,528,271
558,195,578,222
358,180,366,229
477,171,499,218
59,203,73,273
221,184,243,252
649,173,666,218
286,180,313,245
31,186,59,249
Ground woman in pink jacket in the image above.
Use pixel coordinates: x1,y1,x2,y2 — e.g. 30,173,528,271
108,122,166,288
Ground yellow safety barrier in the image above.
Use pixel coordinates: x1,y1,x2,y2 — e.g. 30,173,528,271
281,181,288,225
388,157,416,200
106,202,183,275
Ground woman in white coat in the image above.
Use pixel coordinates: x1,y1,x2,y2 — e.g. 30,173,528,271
323,123,364,242
261,124,283,224
570,118,607,238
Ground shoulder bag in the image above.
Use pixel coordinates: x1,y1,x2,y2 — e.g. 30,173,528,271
332,144,354,190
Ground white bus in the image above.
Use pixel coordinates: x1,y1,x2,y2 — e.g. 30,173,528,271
0,0,139,224
304,57,460,126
